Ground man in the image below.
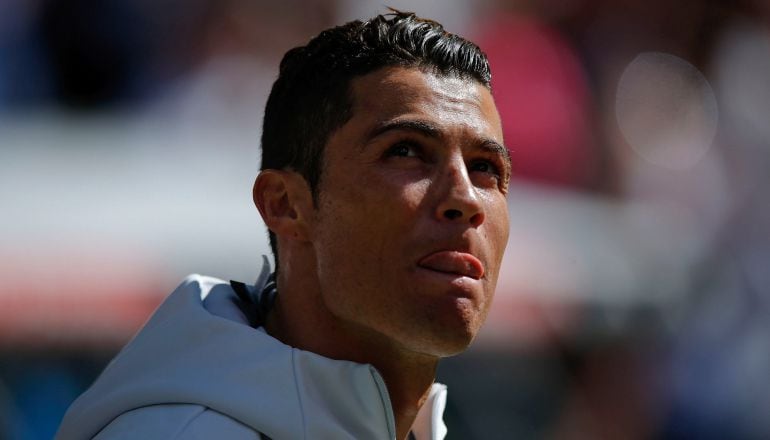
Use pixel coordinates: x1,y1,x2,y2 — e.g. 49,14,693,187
57,10,510,440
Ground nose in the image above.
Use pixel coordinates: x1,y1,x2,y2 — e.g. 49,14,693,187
435,158,485,227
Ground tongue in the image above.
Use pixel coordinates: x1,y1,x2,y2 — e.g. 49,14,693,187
418,251,485,279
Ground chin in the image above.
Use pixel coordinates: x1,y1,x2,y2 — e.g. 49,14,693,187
437,299,487,354
415,333,477,358
406,314,484,358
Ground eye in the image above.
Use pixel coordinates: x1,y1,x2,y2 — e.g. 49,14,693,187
469,159,500,177
385,141,420,158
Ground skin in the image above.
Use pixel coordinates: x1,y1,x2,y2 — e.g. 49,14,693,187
254,66,510,440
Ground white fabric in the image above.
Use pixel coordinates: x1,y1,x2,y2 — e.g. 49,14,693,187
56,274,448,440
411,383,448,440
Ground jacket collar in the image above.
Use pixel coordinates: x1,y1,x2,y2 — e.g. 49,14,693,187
58,274,447,439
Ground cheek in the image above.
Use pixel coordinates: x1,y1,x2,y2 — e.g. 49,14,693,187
494,211,510,256
483,196,510,273
329,174,426,229
313,179,428,292
314,184,402,265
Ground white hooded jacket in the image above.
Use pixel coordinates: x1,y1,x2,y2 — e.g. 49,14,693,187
55,266,448,440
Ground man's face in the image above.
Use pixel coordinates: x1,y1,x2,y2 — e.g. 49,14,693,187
310,67,510,358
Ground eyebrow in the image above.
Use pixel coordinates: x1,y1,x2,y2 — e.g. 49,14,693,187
480,139,512,173
368,119,442,140
367,118,512,174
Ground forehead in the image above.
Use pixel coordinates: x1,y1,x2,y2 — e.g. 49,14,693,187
346,67,503,142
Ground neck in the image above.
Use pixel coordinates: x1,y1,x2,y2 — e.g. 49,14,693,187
377,356,438,440
264,261,439,440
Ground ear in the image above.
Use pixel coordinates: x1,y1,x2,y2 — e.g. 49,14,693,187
253,170,314,242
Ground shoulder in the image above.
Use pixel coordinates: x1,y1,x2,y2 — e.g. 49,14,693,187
92,404,261,440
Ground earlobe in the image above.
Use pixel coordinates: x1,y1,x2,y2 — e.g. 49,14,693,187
253,170,313,242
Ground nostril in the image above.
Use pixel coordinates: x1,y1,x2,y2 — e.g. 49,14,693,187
443,209,462,220
469,212,483,227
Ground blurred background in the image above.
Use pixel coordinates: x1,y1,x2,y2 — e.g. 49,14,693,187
1,0,768,438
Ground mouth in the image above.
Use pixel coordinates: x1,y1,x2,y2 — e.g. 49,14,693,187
417,250,485,280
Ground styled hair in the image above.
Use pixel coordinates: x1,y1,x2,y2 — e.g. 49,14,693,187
260,10,491,268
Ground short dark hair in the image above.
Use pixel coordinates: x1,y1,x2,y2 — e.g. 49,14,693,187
260,10,491,268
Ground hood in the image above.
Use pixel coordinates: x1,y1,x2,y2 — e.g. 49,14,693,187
56,272,410,439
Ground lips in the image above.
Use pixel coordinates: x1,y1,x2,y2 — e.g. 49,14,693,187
418,251,485,280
